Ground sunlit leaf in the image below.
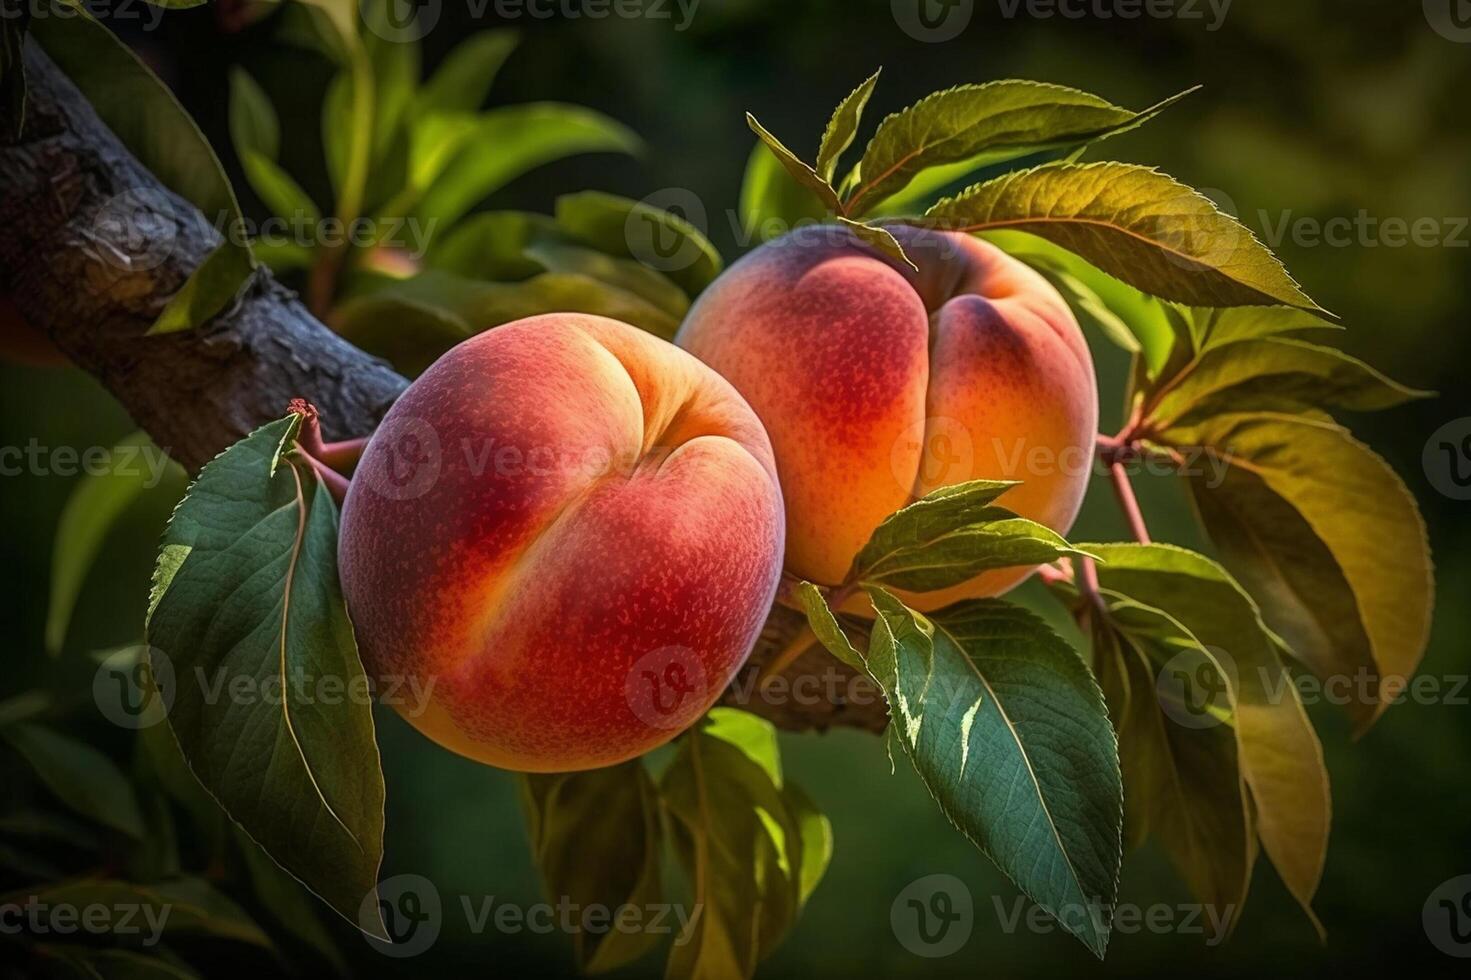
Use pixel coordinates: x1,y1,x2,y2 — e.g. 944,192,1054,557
816,69,881,183
921,163,1322,312
1161,413,1434,732
844,82,1194,217
1079,542,1329,935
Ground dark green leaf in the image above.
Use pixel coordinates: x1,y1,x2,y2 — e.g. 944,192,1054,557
792,582,865,671
520,762,663,973
864,590,1122,957
45,433,182,655
1,723,145,839
146,415,386,937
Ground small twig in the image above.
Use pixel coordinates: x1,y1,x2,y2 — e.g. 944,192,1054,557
757,623,817,687
1108,461,1152,544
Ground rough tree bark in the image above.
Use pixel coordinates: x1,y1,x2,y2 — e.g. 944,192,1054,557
0,42,889,735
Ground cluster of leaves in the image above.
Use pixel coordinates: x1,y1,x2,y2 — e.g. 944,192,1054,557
0,662,349,978
522,709,830,976
228,0,717,362
748,68,1431,956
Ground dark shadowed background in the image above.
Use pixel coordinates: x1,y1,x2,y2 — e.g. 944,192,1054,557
3,0,1469,976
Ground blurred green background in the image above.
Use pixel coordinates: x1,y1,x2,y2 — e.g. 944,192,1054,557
3,0,1468,976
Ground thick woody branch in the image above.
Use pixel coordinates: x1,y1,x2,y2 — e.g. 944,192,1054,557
0,42,889,734
0,43,407,470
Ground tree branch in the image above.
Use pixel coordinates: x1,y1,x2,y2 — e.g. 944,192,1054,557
0,42,890,735
0,42,407,471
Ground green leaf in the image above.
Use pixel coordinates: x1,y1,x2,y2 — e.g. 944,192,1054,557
846,479,1092,592
417,29,519,114
414,103,641,230
792,582,865,671
1180,304,1338,354
920,162,1322,312
234,828,348,973
844,82,1193,217
864,590,1122,957
427,210,560,281
745,112,842,214
17,877,272,948
834,218,917,271
1086,598,1253,938
228,68,279,162
662,717,821,979
1161,412,1434,732
241,151,322,226
520,761,664,974
986,230,1183,381
739,141,832,243
146,415,386,937
523,239,690,321
33,947,201,980
816,69,882,183
334,268,682,375
781,781,833,908
555,190,724,297
45,433,182,655
1144,337,1427,430
1078,542,1329,934
31,9,256,332
1,723,145,839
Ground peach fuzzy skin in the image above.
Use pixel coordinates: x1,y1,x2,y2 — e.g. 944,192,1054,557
676,226,1097,610
338,314,784,772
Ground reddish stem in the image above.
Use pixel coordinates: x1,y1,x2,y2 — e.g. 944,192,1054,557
287,399,360,504
1108,461,1152,544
